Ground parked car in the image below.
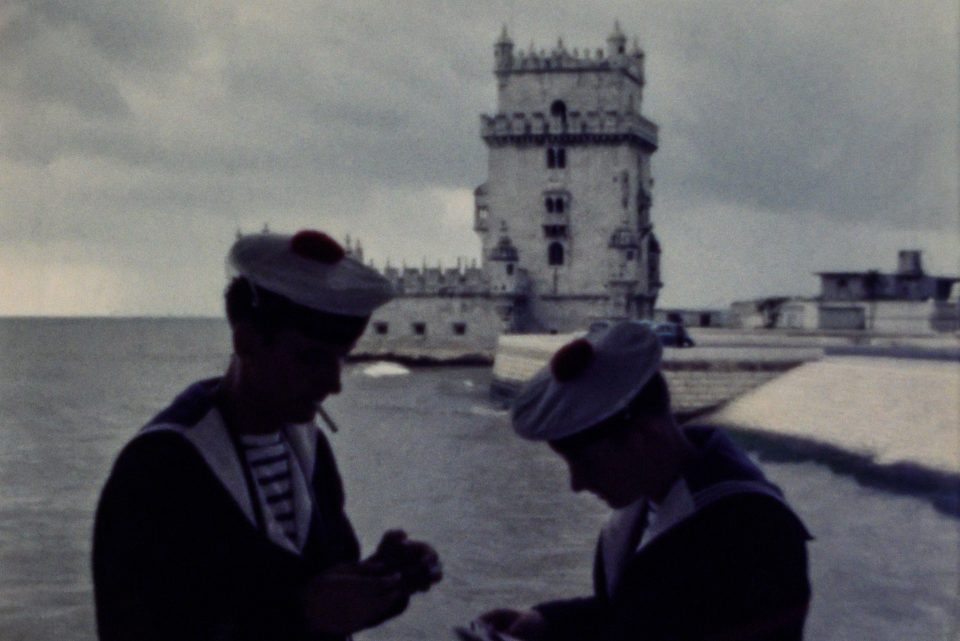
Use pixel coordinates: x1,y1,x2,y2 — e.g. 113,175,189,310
653,322,695,347
587,320,695,348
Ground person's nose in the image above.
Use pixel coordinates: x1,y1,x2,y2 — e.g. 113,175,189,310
326,360,342,395
312,358,342,396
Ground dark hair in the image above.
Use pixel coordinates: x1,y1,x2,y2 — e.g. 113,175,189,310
224,277,368,345
550,372,672,453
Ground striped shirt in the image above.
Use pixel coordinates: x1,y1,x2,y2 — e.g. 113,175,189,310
239,432,299,546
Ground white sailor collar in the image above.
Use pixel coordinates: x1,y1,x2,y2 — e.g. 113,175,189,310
139,407,321,555
601,473,787,596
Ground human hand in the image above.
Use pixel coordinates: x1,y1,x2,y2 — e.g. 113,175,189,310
301,562,409,635
365,529,443,594
478,608,547,641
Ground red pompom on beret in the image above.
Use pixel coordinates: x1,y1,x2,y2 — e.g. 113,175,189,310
290,230,345,264
512,322,663,441
228,230,393,318
550,338,595,382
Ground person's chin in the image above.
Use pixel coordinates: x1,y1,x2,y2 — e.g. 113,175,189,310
286,402,319,424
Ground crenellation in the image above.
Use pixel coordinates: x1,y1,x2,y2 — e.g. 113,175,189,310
375,261,501,298
493,24,645,83
481,110,658,149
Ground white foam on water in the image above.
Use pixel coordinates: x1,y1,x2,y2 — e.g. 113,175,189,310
469,404,508,417
361,361,411,378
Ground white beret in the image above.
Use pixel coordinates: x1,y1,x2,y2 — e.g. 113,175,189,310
227,230,393,318
512,321,663,441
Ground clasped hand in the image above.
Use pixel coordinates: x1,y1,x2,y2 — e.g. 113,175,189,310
477,608,546,641
302,529,442,635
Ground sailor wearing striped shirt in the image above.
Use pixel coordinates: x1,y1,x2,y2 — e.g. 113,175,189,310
477,321,812,641
93,230,442,641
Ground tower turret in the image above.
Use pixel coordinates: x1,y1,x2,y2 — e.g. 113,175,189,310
488,224,520,292
495,25,514,73
489,231,518,262
606,223,641,319
607,20,627,57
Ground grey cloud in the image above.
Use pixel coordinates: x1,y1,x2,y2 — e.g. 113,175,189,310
645,1,957,229
25,0,197,70
0,0,956,314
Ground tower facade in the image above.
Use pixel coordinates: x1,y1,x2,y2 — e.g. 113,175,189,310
475,23,661,332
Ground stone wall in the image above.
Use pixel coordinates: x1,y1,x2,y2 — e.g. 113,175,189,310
357,295,505,360
663,362,801,416
489,333,807,415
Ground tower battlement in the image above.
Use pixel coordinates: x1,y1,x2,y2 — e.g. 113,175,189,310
380,263,491,296
494,22,645,83
480,110,658,150
490,23,653,147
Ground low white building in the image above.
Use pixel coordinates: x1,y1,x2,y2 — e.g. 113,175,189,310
815,251,958,333
777,299,820,330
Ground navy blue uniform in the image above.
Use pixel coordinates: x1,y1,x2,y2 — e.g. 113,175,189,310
93,380,360,641
535,427,812,641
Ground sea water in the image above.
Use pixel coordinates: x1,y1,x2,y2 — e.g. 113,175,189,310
0,318,957,641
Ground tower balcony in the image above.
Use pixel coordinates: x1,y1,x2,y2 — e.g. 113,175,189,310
481,110,658,150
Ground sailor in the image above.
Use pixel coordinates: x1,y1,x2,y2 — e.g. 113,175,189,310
93,230,442,641
478,320,812,641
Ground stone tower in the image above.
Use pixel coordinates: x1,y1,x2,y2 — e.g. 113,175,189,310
474,23,661,333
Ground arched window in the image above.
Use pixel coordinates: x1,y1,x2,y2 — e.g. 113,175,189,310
545,198,554,213
548,242,565,266
556,198,564,213
550,100,567,122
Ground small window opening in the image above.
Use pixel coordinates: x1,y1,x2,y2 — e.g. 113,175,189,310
412,322,426,336
557,148,566,168
548,242,565,265
452,322,467,336
545,198,554,213
506,263,515,275
373,322,389,335
550,100,567,121
547,148,556,168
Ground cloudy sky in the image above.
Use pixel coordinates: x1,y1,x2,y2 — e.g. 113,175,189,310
1,0,957,315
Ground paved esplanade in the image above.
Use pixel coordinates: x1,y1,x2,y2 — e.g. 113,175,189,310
708,355,960,475
492,330,960,476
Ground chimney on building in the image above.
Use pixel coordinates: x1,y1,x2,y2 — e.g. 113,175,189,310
897,250,924,276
